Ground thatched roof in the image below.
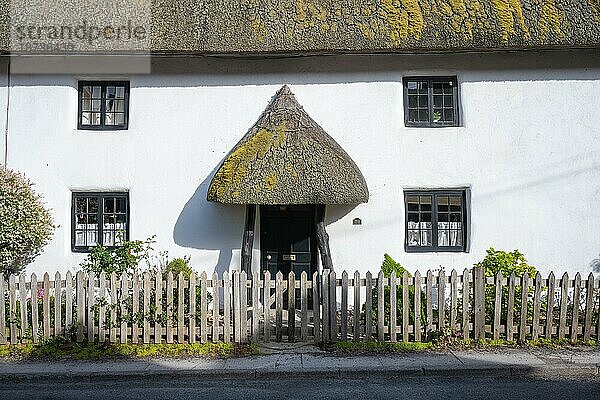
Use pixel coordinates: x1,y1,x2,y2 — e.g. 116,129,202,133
3,1,600,55
207,86,369,205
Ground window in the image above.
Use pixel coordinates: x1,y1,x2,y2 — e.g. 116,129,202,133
404,190,467,252
78,81,129,130
72,193,129,252
403,77,459,127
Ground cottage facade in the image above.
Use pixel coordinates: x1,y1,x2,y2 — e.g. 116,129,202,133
1,1,600,276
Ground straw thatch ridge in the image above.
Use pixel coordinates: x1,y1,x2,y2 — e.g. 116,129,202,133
207,85,369,205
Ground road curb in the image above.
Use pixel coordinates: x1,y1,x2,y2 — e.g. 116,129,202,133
0,364,597,382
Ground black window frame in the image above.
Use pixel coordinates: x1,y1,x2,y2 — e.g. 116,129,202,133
77,81,130,130
71,192,130,253
403,76,459,128
404,189,468,253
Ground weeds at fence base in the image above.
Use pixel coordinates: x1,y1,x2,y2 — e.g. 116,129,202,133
0,342,260,360
319,339,599,354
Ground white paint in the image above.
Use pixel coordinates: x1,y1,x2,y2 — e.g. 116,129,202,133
3,51,600,277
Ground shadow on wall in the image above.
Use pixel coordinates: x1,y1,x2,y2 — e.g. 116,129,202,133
173,166,245,277
591,254,600,274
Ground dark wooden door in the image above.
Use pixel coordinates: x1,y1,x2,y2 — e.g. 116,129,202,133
260,205,317,278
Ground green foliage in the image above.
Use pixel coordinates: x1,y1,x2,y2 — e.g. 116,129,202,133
367,254,426,339
475,247,537,279
327,341,431,354
0,166,55,276
80,236,155,276
0,342,259,360
474,247,538,327
163,256,193,280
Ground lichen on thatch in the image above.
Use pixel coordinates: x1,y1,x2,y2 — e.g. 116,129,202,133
207,85,369,205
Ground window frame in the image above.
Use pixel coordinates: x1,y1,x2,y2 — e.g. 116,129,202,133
71,192,130,253
404,189,468,253
403,76,459,128
77,81,130,130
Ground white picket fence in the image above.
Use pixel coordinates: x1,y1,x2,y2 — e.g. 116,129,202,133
1,268,599,344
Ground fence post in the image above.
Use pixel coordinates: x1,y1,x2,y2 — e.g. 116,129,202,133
438,269,446,331
99,272,107,343
571,272,581,343
329,270,337,341
275,271,283,342
301,271,309,342
263,271,271,342
322,270,329,342
461,269,470,340
532,272,542,341
583,273,595,342
8,275,16,344
252,272,260,342
87,273,96,343
414,271,422,342
473,266,485,340
312,271,321,341
223,271,231,343
76,271,85,343
545,272,555,339
166,272,174,344
30,274,38,343
353,271,360,342
201,272,208,343
177,273,184,343
426,270,433,340
377,271,385,342
365,271,372,341
493,271,503,340
132,273,140,344
288,271,296,342
120,273,128,344
389,271,396,343
341,271,348,342
189,272,197,343
153,270,162,344
212,272,220,343
0,277,5,344
19,275,27,341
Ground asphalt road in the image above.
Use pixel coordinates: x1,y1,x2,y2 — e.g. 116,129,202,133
1,375,599,400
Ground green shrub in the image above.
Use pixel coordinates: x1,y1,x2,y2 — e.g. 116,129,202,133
368,254,426,339
80,236,155,276
474,247,538,326
163,256,193,280
0,167,55,276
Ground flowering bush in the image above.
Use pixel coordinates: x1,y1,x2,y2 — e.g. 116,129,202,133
0,166,54,276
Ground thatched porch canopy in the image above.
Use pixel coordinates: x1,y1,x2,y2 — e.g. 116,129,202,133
207,86,368,205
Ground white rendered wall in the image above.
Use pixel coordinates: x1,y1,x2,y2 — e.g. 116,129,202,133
5,51,600,277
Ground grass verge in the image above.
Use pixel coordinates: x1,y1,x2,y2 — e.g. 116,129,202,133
0,342,260,361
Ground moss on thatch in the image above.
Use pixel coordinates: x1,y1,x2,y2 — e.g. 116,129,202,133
207,85,368,205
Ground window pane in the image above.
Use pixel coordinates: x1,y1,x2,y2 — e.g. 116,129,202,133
408,110,418,122
408,213,419,223
418,110,429,122
105,113,115,125
92,100,101,111
116,86,125,98
114,113,125,125
418,81,428,93
421,229,432,246
443,109,454,122
89,113,101,125
438,229,450,246
418,95,428,107
408,95,418,108
407,229,420,246
75,231,86,246
437,196,449,212
104,198,115,213
113,99,125,112
116,198,127,213
106,86,116,98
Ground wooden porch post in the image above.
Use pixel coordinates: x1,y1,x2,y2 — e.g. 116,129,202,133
241,204,256,274
315,204,333,271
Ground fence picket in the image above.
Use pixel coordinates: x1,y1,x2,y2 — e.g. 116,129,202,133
301,271,308,342
76,271,85,343
402,271,409,343
96,273,105,341
583,273,595,342
223,271,231,343
8,275,16,344
571,273,581,343
65,271,73,333
166,272,174,344
312,271,320,341
461,269,470,340
55,272,62,337
120,273,128,343
340,271,348,341
110,272,118,343
377,271,385,342
329,271,337,341
212,272,219,343
450,270,458,332
131,273,139,344
154,271,162,344
365,271,372,341
201,272,208,343
275,271,283,342
87,273,95,342
558,272,569,340
545,272,555,339
143,272,150,344
506,272,516,341
473,267,485,340
252,272,260,342
233,271,241,343
532,272,542,340
19,275,27,341
43,273,51,339
177,273,185,343
189,272,197,343
322,270,329,342
263,271,271,342
438,269,446,331
240,271,248,342
389,271,397,343
414,271,422,342
30,274,38,343
288,271,296,342
353,271,360,342
426,270,433,339
493,271,503,340
519,273,530,341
